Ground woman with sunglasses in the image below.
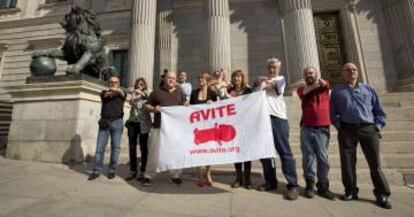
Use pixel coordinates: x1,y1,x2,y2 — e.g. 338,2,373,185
125,78,152,186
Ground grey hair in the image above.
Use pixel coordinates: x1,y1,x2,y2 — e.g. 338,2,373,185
267,58,282,66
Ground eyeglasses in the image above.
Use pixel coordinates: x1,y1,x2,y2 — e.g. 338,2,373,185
109,80,119,83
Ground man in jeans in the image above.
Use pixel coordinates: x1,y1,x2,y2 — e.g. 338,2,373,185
330,63,391,209
88,75,126,180
255,58,299,200
297,66,335,200
145,71,188,185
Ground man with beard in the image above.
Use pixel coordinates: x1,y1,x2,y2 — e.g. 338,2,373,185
296,66,335,200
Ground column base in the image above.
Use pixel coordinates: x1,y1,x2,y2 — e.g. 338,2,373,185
394,76,414,92
5,80,107,163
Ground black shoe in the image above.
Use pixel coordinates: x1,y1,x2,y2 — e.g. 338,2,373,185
256,183,277,192
141,178,151,187
125,172,137,181
304,186,315,199
341,193,359,201
107,172,116,179
376,196,392,209
317,189,336,201
169,177,183,185
285,187,299,200
244,182,254,190
88,173,100,181
136,173,145,182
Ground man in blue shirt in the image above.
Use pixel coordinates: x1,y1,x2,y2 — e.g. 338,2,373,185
330,63,391,209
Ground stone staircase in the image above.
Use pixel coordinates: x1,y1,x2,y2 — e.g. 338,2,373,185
0,101,12,151
107,92,414,186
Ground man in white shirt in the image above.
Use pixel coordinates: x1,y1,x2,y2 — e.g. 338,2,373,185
178,71,192,102
254,58,299,200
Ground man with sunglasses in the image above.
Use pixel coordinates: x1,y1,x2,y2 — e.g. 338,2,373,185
89,74,127,180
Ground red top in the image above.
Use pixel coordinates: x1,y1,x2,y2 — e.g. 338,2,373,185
297,83,331,127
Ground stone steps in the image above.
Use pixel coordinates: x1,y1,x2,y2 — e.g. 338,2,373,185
0,100,12,150
288,131,414,143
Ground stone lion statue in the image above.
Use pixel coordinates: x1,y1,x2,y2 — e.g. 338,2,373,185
33,5,110,79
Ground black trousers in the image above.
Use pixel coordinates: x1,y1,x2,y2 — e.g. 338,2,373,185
234,161,252,181
127,122,149,173
338,123,390,197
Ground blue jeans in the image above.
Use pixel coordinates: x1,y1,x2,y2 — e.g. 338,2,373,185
300,126,330,190
260,116,298,188
93,118,123,174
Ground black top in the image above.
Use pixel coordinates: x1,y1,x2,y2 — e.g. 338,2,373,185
100,89,127,120
146,86,187,128
227,86,252,97
190,88,218,105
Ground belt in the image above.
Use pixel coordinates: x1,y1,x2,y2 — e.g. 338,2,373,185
340,122,373,128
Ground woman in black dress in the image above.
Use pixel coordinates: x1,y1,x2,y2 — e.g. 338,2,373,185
190,72,218,187
228,70,253,189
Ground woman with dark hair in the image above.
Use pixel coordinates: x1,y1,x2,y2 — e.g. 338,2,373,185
190,72,218,187
125,78,152,186
228,70,253,189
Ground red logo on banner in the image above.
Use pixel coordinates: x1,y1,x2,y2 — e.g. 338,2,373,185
193,123,236,145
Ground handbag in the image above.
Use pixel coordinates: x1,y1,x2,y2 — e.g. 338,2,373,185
98,118,111,129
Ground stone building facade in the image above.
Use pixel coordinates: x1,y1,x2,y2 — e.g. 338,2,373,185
0,0,413,93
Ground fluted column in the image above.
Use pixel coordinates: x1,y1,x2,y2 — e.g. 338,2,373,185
382,0,414,91
339,1,368,83
128,0,157,89
205,0,232,73
280,0,320,84
157,0,177,75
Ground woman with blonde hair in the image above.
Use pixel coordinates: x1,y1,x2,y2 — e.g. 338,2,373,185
190,72,218,187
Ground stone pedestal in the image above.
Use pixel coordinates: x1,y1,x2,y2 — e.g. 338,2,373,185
5,79,112,163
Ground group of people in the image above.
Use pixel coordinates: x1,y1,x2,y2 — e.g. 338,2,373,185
87,58,392,209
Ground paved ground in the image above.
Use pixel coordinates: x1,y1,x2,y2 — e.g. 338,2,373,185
0,156,413,217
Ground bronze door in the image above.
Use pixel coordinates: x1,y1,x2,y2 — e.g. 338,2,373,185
314,13,345,85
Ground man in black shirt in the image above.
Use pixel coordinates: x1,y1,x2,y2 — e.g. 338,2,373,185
145,71,187,185
89,75,126,180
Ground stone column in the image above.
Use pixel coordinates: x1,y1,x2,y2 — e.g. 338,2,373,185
382,0,414,91
128,0,157,89
157,0,177,77
205,0,232,74
279,0,320,84
339,1,368,83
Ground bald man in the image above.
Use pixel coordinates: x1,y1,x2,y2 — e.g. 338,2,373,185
330,63,391,209
145,71,188,185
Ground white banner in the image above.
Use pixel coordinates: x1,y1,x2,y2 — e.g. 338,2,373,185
154,91,276,172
